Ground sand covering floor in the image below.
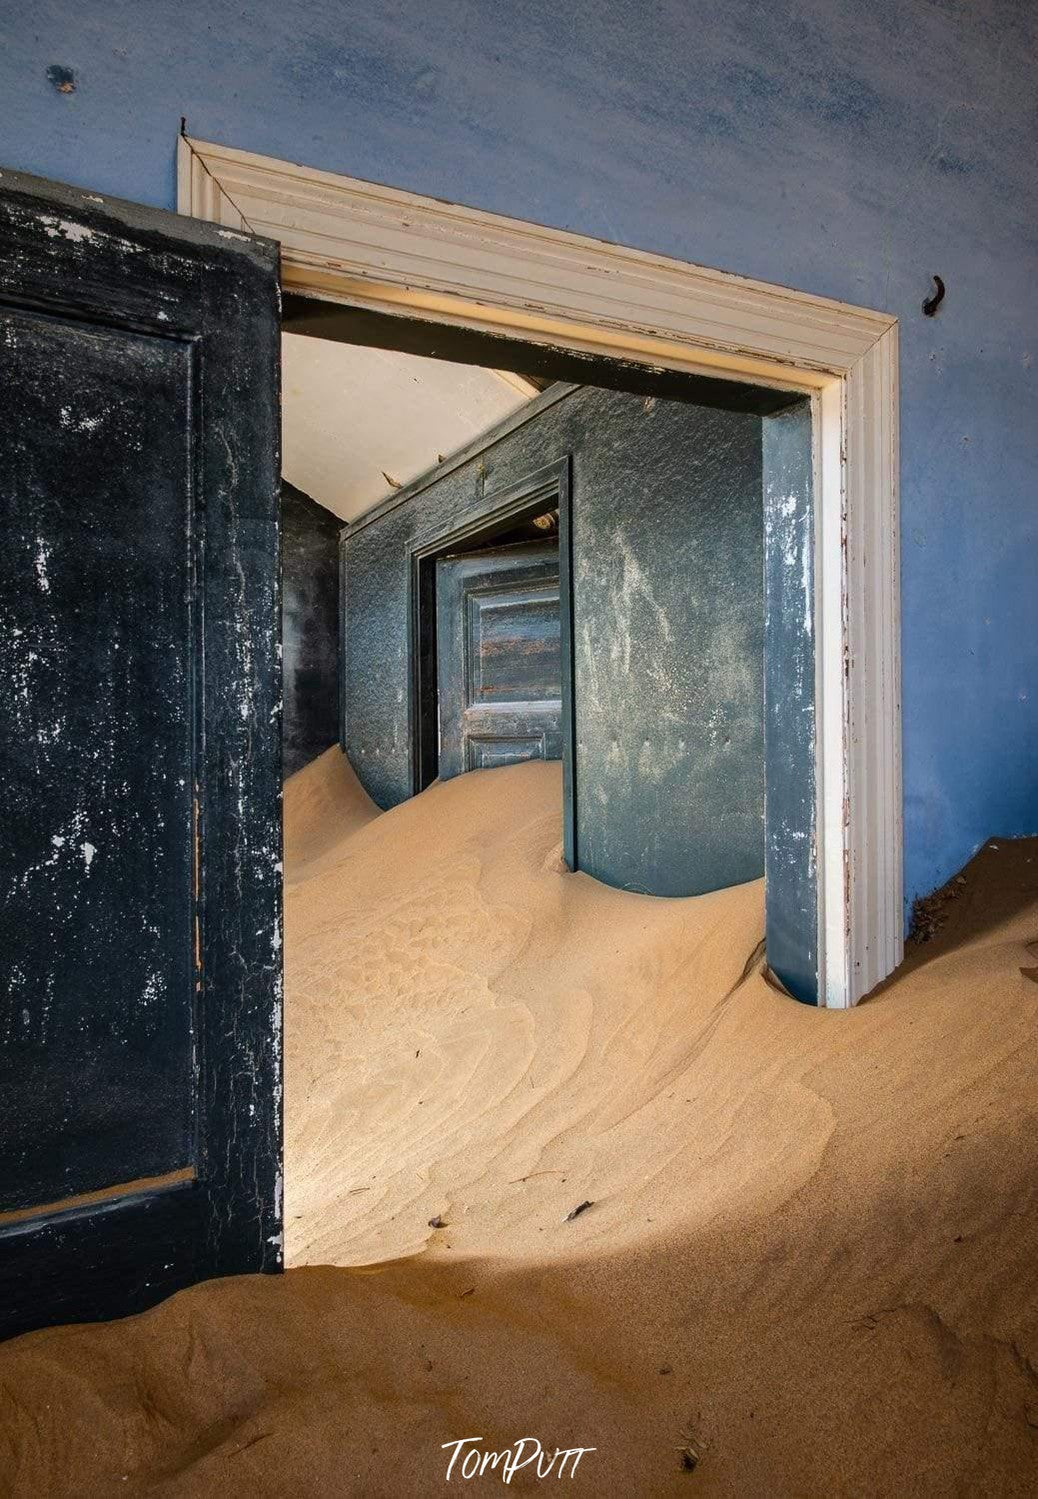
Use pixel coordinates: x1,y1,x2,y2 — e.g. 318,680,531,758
1,749,1037,1495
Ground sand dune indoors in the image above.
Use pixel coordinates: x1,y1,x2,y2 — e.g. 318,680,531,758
282,740,379,882
1,751,1037,1495
284,752,770,1269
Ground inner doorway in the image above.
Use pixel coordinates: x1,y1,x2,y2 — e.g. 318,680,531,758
278,337,787,1280
180,133,904,1015
330,371,775,902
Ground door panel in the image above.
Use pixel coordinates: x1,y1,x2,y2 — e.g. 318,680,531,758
437,542,561,780
1,310,196,1212
466,584,562,704
572,400,764,896
0,169,281,1340
468,733,550,770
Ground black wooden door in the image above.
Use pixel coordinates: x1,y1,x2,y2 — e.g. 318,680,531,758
0,170,281,1340
436,541,562,778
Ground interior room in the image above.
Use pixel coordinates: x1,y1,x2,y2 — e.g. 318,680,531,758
1,4,1036,1494
276,331,790,1269
283,335,772,886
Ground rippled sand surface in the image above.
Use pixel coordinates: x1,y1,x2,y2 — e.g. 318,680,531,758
2,751,1036,1496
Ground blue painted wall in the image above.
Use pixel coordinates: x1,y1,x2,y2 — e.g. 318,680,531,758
2,0,1035,917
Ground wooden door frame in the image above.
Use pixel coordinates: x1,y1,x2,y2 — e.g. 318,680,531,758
178,136,902,1008
403,457,575,863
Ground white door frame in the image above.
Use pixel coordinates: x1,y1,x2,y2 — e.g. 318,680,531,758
178,134,902,1008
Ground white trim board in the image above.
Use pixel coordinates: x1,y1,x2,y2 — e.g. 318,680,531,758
179,134,903,1007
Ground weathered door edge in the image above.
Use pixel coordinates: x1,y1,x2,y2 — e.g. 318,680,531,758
763,400,817,1002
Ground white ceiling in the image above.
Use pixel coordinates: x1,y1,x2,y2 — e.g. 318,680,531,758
281,333,538,523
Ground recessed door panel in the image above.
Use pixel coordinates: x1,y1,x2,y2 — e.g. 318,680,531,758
1,309,197,1211
467,585,562,704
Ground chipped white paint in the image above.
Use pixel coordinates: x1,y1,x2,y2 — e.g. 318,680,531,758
180,135,902,1008
16,811,89,890
59,405,102,432
39,215,97,244
81,842,96,869
141,973,164,1005
34,538,51,593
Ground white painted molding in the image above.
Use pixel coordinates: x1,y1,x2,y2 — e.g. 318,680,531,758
178,135,903,1006
176,138,247,232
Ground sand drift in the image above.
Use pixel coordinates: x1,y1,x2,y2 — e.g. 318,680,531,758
1,752,1036,1494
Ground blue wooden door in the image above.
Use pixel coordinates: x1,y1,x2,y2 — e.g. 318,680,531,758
436,541,562,778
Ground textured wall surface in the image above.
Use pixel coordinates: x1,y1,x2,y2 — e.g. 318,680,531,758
281,481,340,779
1,0,1035,913
569,396,764,897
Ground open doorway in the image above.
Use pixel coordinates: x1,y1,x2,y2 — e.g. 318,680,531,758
278,324,793,1269
281,334,781,904
181,134,903,1016
0,152,898,1340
